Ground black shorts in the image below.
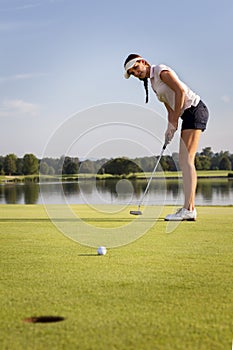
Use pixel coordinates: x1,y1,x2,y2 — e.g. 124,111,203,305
181,100,209,131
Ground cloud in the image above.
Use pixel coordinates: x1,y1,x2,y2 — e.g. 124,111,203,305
0,3,41,12
0,73,47,83
0,1,64,12
0,99,40,118
0,1,61,31
221,95,231,103
0,19,53,32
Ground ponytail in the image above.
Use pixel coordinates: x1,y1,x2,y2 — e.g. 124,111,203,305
143,78,149,103
124,53,149,104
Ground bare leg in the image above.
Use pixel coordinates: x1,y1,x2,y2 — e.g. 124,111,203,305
179,129,202,211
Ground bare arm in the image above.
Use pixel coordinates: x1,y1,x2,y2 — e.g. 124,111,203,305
164,102,178,129
164,102,178,144
160,70,186,128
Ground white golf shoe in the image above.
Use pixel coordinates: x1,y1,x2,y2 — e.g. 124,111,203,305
165,208,197,221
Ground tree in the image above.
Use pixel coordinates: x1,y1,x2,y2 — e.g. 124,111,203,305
40,161,49,175
219,156,232,170
0,156,5,175
195,155,211,170
140,157,154,172
195,147,213,170
171,152,180,171
4,154,17,175
159,156,170,171
200,147,213,158
210,153,220,170
41,157,60,174
195,156,202,170
16,158,24,175
79,160,96,174
23,154,39,175
211,151,231,170
100,158,141,175
230,154,233,170
62,157,79,175
48,166,55,175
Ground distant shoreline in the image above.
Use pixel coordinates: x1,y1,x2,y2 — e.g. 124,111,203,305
1,170,232,183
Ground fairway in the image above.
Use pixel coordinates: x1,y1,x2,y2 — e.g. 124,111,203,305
0,205,232,350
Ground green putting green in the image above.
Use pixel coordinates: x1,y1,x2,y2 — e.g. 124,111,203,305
0,205,232,350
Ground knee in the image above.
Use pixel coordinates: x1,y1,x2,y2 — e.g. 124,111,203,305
179,154,195,170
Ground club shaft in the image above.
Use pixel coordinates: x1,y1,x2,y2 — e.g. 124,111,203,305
138,144,166,209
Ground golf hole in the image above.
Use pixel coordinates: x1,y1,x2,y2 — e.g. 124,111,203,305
23,315,65,323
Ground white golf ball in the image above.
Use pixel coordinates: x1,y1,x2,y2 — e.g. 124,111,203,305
97,246,107,255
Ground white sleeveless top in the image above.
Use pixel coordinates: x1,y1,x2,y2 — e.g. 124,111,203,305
150,64,200,115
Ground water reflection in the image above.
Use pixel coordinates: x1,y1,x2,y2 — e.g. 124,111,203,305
62,182,80,196
24,183,39,204
196,179,233,203
166,180,180,197
0,178,232,205
0,183,39,204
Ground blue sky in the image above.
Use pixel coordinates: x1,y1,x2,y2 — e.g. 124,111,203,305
0,0,232,159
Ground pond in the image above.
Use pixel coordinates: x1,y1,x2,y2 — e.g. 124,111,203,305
0,178,232,206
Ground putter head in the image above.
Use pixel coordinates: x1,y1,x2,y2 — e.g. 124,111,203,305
130,210,142,216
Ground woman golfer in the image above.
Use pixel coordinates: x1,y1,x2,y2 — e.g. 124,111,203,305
123,54,209,221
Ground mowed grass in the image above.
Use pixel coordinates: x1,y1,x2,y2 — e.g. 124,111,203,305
0,205,232,350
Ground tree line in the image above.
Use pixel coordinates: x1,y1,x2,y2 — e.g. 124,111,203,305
0,147,232,176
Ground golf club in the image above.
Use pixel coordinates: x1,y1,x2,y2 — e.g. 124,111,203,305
130,143,167,215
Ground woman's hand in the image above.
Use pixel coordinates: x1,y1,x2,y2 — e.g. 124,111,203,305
165,123,177,144
164,102,179,145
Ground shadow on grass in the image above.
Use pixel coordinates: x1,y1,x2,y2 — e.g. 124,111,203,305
23,315,65,323
78,253,100,257
0,218,166,223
